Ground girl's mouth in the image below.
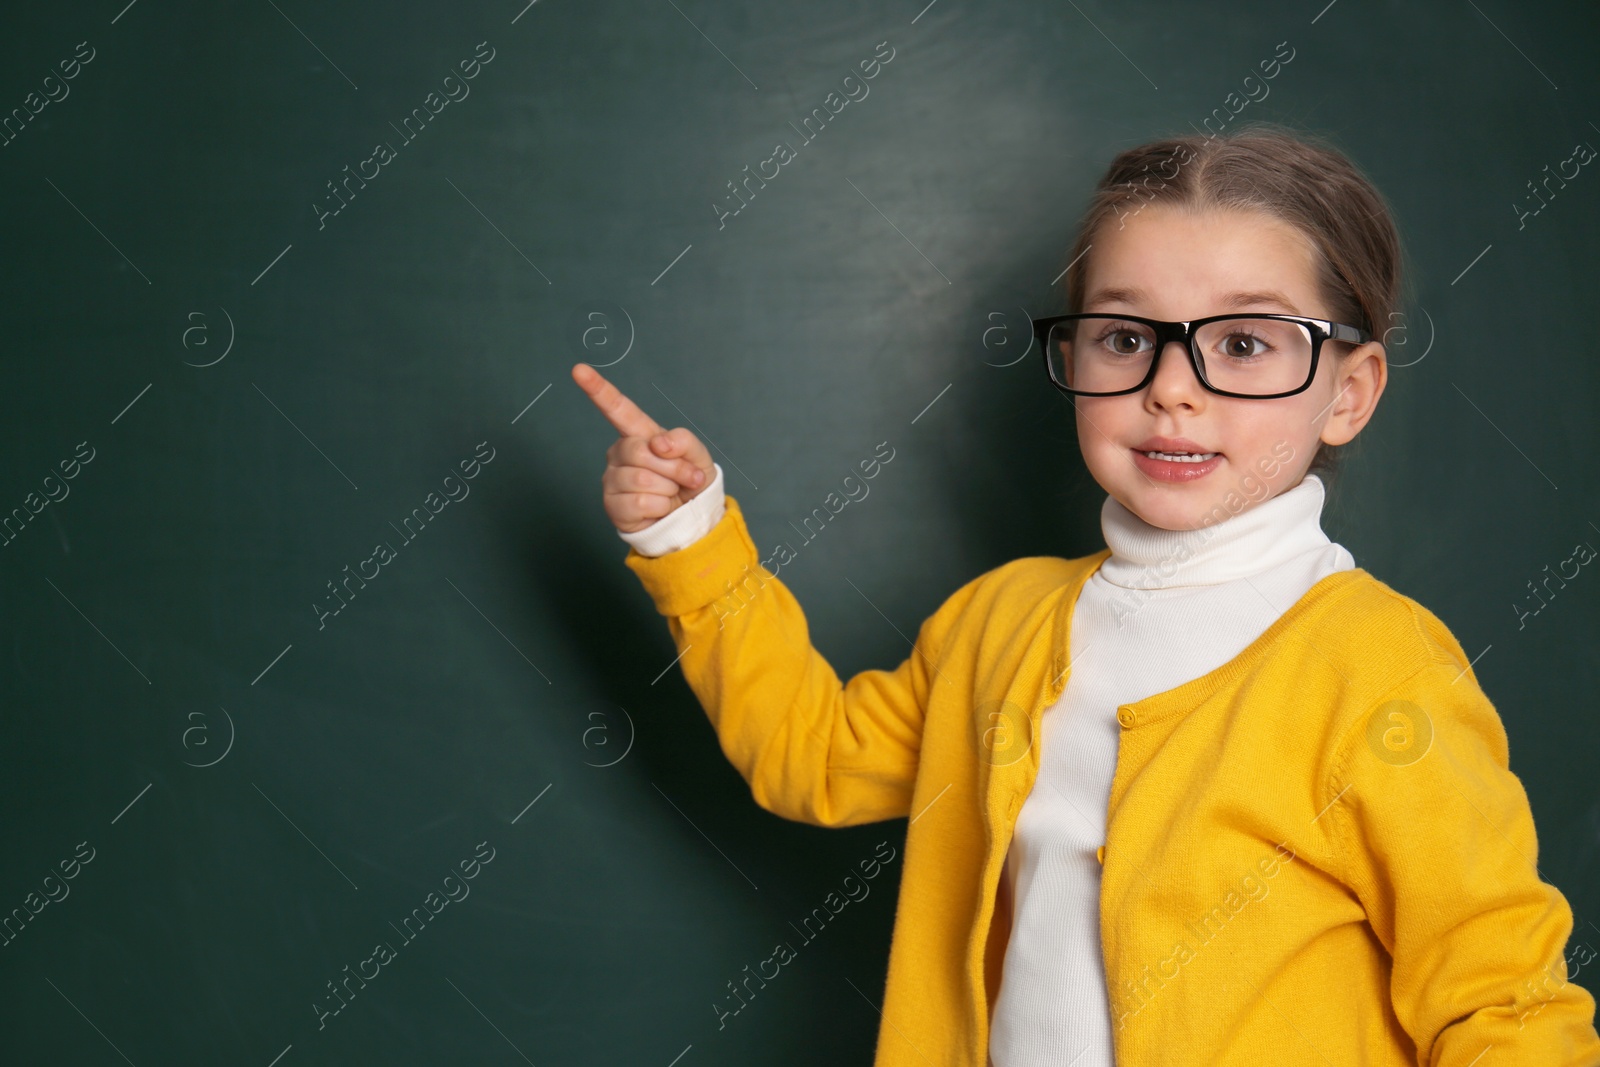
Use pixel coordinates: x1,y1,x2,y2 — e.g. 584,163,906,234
1130,448,1224,482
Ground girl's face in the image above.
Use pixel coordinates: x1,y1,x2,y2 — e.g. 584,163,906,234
1073,204,1386,532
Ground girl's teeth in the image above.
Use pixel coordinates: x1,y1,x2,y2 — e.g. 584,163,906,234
1143,450,1218,463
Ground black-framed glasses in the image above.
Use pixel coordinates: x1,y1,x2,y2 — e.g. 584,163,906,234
1031,313,1371,399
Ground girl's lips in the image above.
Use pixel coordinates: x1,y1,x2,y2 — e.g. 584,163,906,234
1130,447,1224,482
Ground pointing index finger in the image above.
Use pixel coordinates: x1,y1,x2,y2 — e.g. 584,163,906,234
572,362,664,440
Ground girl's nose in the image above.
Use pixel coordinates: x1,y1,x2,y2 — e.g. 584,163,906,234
1146,340,1204,402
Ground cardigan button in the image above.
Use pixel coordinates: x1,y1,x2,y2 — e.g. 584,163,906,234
1117,706,1136,727
1096,845,1106,865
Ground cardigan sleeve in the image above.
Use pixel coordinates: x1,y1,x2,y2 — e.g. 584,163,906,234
1326,655,1600,1065
623,492,980,828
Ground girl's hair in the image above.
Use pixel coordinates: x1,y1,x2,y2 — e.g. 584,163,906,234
1059,121,1405,487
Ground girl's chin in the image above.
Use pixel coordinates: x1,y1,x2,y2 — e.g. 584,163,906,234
1112,484,1237,531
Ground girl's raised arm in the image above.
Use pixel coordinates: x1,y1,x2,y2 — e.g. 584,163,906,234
576,362,981,826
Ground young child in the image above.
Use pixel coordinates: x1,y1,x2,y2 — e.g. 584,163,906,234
572,123,1600,1067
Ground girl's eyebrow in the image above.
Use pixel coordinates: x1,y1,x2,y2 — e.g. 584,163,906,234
1084,286,1303,315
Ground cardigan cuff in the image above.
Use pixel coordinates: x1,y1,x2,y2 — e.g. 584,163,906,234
622,493,765,618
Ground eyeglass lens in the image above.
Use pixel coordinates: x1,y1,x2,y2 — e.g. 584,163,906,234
1048,316,1314,396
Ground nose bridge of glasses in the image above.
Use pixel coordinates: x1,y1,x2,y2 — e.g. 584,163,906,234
1152,324,1202,381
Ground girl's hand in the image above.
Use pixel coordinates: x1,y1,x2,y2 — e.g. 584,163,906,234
571,362,716,534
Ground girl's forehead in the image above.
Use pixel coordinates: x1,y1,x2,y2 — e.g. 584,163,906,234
1084,205,1323,312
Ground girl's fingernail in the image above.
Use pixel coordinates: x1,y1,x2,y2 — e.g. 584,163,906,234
692,470,705,485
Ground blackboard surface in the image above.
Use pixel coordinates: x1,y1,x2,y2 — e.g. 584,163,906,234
2,1,1597,1064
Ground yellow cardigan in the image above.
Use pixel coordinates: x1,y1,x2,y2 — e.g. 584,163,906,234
624,494,1600,1066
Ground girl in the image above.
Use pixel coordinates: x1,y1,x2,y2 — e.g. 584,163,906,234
572,123,1600,1066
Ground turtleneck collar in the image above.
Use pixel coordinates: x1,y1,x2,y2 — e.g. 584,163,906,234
1095,474,1337,590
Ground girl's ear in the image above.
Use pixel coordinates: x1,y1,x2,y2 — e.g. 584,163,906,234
1321,341,1387,446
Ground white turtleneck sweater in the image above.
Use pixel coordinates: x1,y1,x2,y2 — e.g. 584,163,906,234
617,465,1355,1066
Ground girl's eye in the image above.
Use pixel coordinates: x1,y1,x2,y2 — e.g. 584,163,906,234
1096,328,1152,355
1217,331,1271,360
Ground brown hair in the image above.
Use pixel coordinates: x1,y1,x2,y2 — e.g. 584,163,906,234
1057,120,1406,486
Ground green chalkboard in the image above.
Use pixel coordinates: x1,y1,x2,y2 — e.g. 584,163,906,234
1,1,1596,1064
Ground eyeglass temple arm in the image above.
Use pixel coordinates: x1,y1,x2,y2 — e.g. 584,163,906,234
1326,321,1370,344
